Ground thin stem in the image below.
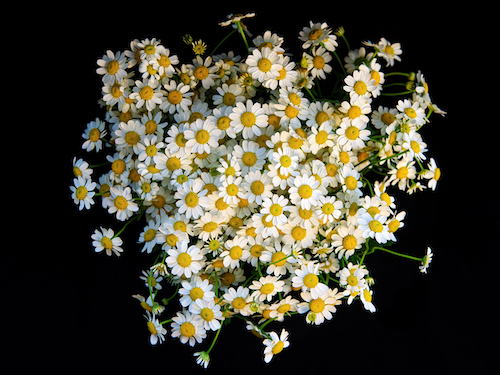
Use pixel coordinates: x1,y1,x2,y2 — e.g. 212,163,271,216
207,324,223,354
113,211,143,238
305,87,317,102
235,21,249,53
384,72,411,78
373,246,423,262
209,29,237,56
341,34,351,51
381,90,415,97
160,318,172,325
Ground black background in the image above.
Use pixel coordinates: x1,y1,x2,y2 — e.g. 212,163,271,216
3,5,491,373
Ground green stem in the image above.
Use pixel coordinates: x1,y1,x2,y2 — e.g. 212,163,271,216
207,324,224,354
89,161,111,168
332,50,347,76
209,29,237,56
160,318,172,325
341,34,350,51
305,87,317,102
384,72,411,78
113,211,143,238
235,21,249,53
381,90,415,97
373,246,423,262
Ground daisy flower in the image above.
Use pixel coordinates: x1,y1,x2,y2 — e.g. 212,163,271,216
193,212,225,241
308,46,332,79
219,175,245,206
165,122,191,157
420,247,433,274
140,110,168,137
252,30,284,52
360,287,376,313
288,204,319,230
263,329,290,363
137,38,163,61
297,289,342,325
402,130,428,160
387,159,417,191
189,299,224,331
108,185,139,221
371,106,398,134
344,47,374,73
82,118,107,152
260,239,296,276
221,235,249,269
139,59,160,80
160,80,193,114
166,242,204,278
72,157,93,180
308,121,336,154
281,222,317,248
140,269,163,291
267,163,298,190
174,179,210,220
241,170,273,205
338,165,363,198
145,312,167,345
306,101,335,128
292,262,329,299
271,145,299,176
289,174,322,210
229,99,268,139
71,176,96,210
184,118,221,155
336,117,371,151
299,21,337,51
232,140,267,175
208,106,236,139
156,47,179,77
191,55,218,89
178,276,215,308
260,194,292,226
396,99,426,127
268,296,299,322
249,275,285,302
137,135,164,165
212,83,245,107
158,218,190,251
171,311,206,347
113,119,146,156
264,54,297,90
338,262,368,294
251,213,281,239
343,66,376,102
371,37,402,66
91,227,123,256
314,195,343,225
246,47,282,83
96,50,127,84
423,158,441,191
223,286,253,316
357,212,391,244
129,77,163,111
194,351,210,369
134,178,159,203
138,218,161,254
338,97,371,127
330,223,365,259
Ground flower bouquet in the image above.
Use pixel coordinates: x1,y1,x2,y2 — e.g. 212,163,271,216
70,13,444,367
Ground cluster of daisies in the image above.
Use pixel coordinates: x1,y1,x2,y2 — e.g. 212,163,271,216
70,13,443,367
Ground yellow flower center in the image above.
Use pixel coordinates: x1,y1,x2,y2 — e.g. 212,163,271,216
143,228,156,242
215,197,229,210
106,60,119,75
200,308,214,321
309,298,325,313
203,222,218,233
251,180,265,195
381,112,395,125
88,128,101,142
271,251,287,267
344,176,358,190
250,244,264,257
194,65,209,80
180,322,195,337
139,86,154,100
241,112,257,127
353,81,367,95
113,196,128,210
242,151,257,166
226,184,239,196
147,321,157,335
313,55,325,69
145,145,157,157
144,119,157,134
261,214,275,228
434,168,441,181
272,341,285,355
189,287,204,300
285,105,299,119
195,129,210,144
298,184,313,199
388,219,400,233
298,207,313,219
410,140,421,154
184,192,199,208
75,186,88,200
277,304,290,314
383,45,395,55
343,235,357,250
280,155,292,167
396,166,409,180
363,289,373,303
269,203,283,217
405,107,417,119
101,237,113,250
223,92,236,106
369,220,384,233
308,28,322,40
229,246,243,260
315,130,328,144
291,226,307,241
158,54,170,67
345,126,360,140
165,234,178,247
348,106,361,119
125,131,140,145
322,203,335,215
166,156,181,171
232,297,247,309
303,273,319,288
177,252,192,267
370,70,381,85
217,116,231,130
258,57,272,72
260,283,274,295
209,239,220,251
167,90,182,105
346,274,358,286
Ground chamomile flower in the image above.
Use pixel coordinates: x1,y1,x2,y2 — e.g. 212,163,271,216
260,194,292,226
229,99,268,139
179,276,215,308
82,118,107,152
91,227,123,256
190,299,224,331
241,170,273,205
138,218,161,254
137,135,164,165
272,145,299,176
114,119,146,156
357,212,391,244
371,106,398,134
396,99,426,127
308,122,336,154
191,55,218,89
420,247,433,274
297,290,341,325
96,50,127,84
261,239,296,276
108,185,139,221
299,21,337,51
343,67,376,101
337,117,371,151
338,262,368,294
315,195,343,225
221,235,249,269
129,77,163,111
402,130,428,160
158,218,190,251
249,275,285,302
232,140,267,175
309,46,332,79
330,223,365,259
171,311,206,347
156,47,179,77
387,159,417,191
263,329,290,363
184,118,221,155
165,122,191,157
338,166,363,198
372,38,402,67
71,176,96,210
166,242,204,278
212,83,245,107
251,213,281,239
72,157,93,180
246,47,282,83
145,312,167,345
137,38,163,61
174,179,210,220
423,158,441,191
338,97,371,127
281,222,317,248
289,174,322,210
360,287,376,313
264,54,297,90
160,80,193,114
268,296,299,322
219,175,245,205
292,262,329,299
223,286,252,316
193,212,226,241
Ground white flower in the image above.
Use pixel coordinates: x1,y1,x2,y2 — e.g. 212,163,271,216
191,55,218,89
241,170,273,205
338,165,363,198
330,223,365,259
246,47,282,83
260,194,292,226
166,242,203,278
338,97,371,127
298,21,337,51
114,119,146,156
194,351,210,369
261,239,297,276
223,286,252,316
160,80,193,114
229,99,268,139
263,329,290,363
396,99,426,127
129,77,163,111
360,287,376,313
221,235,249,269
212,83,245,107
219,175,244,205
402,130,428,160
343,66,376,101
297,289,342,325
281,222,317,248
232,140,267,175
314,195,343,225
193,212,226,241
145,312,167,345
71,176,96,210
337,117,371,151
292,262,329,299
420,247,433,274
96,50,127,84
307,121,336,154
171,311,206,347
82,118,107,152
357,212,391,244
249,275,285,302
178,276,215,308
91,227,123,256
289,174,322,210
272,145,299,176
184,118,221,154
174,179,210,220
190,299,224,331
387,159,417,191
339,262,368,294
108,185,139,221
423,158,441,191
308,46,332,79
373,37,402,66
137,135,164,165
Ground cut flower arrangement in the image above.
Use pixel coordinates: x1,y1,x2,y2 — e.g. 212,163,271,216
70,13,444,367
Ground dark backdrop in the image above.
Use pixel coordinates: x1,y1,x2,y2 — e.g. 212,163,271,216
2,5,490,373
